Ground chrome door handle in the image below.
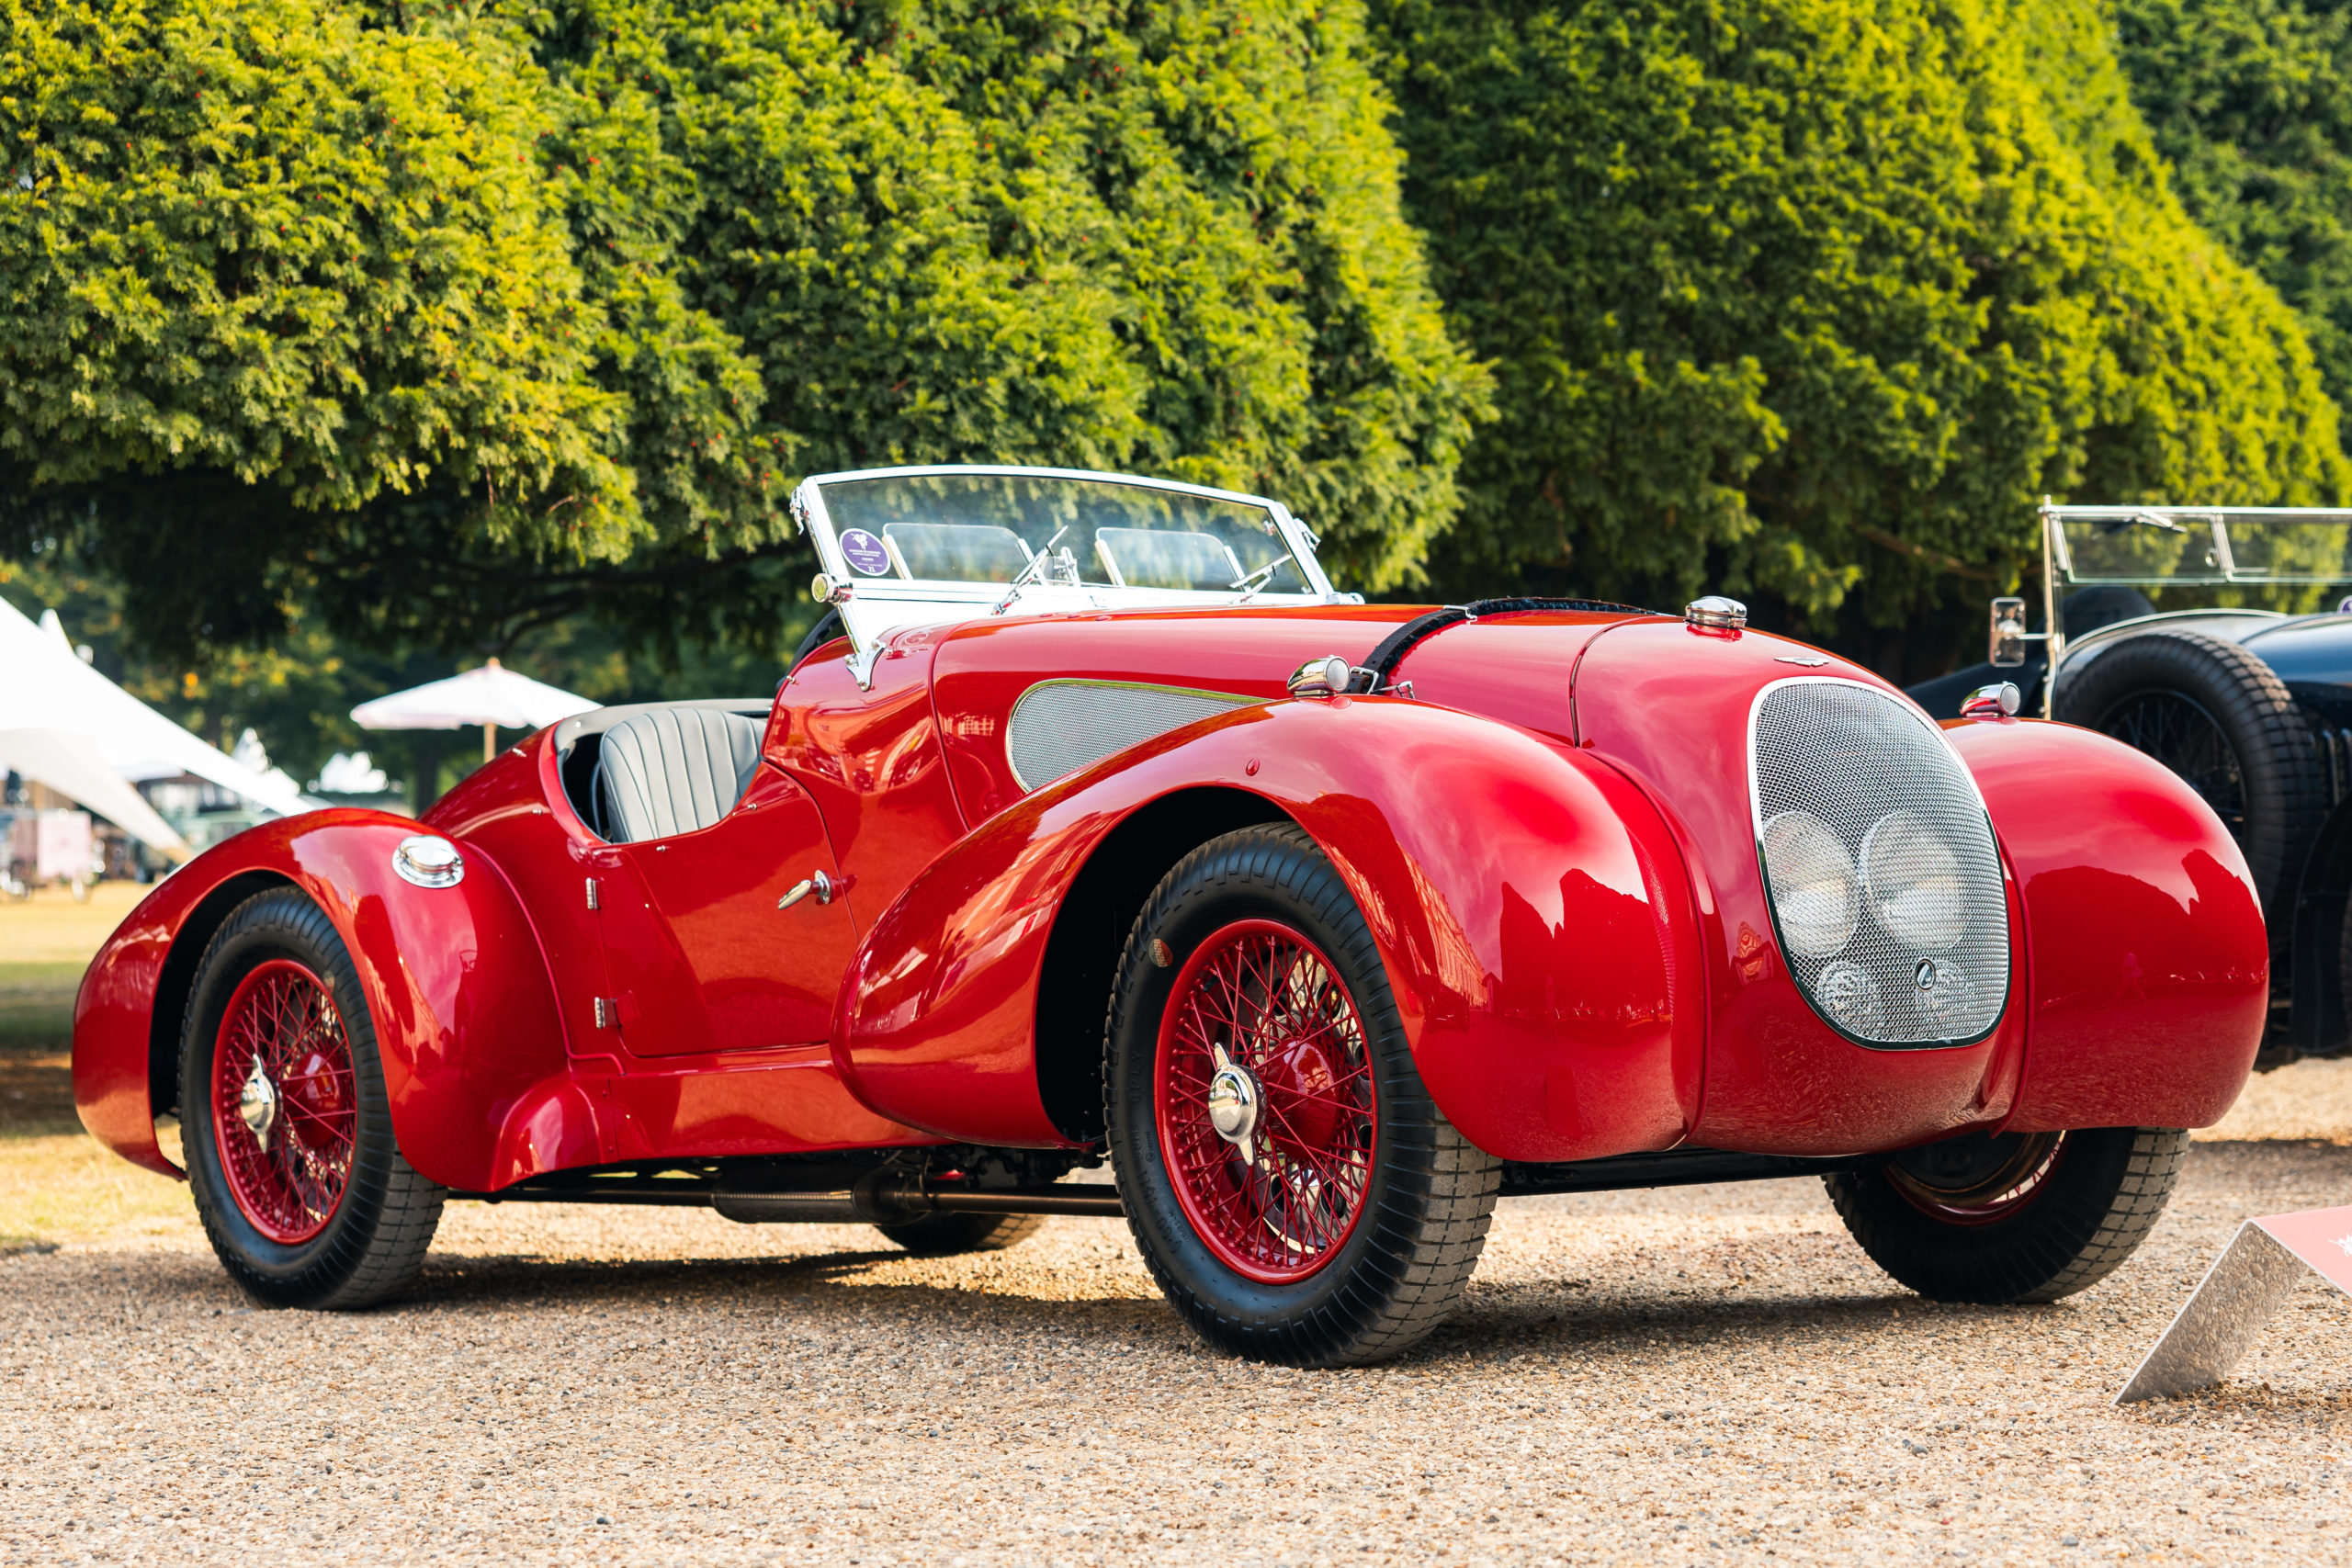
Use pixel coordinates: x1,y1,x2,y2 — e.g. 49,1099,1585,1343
777,870,836,910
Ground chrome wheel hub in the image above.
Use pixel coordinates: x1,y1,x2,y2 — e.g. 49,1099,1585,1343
1205,1044,1261,1152
239,1056,279,1150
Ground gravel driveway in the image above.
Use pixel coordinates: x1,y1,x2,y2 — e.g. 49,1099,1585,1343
6,1140,2352,1566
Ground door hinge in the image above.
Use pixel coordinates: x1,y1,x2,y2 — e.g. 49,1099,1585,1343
584,876,600,910
594,997,615,1028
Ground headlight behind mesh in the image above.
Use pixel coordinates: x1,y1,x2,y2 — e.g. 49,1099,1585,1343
1759,810,1859,958
1860,809,1967,953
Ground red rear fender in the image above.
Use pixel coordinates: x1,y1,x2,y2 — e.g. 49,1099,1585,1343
72,810,567,1190
832,696,1703,1159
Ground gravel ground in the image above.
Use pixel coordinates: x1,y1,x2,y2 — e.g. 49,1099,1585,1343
7,1140,2352,1566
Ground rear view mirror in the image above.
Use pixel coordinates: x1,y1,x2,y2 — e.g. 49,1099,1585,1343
1989,597,2028,667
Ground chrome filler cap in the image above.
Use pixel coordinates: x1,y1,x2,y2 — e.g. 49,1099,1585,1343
1961,682,2022,719
1685,595,1747,631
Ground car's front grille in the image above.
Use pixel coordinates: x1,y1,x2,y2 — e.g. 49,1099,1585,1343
1749,679,2010,1047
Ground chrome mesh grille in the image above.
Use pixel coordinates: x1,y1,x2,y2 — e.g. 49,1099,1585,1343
1751,680,2009,1046
1006,680,1253,793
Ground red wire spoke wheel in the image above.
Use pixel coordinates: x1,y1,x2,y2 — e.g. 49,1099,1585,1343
1825,1126,2188,1304
1153,919,1376,1284
1107,825,1498,1366
1885,1130,2067,1227
209,959,356,1245
180,886,444,1308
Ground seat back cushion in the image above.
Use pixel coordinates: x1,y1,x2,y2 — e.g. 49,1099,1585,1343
595,708,765,842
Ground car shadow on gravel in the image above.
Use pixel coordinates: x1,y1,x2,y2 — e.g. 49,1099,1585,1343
395,1240,1952,1365
1424,1283,1999,1364
403,1247,911,1304
400,1246,1173,1317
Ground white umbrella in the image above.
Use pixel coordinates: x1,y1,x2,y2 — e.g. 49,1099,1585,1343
351,659,597,761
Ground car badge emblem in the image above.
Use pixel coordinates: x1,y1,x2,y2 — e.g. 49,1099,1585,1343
1775,654,1830,667
1916,958,1938,991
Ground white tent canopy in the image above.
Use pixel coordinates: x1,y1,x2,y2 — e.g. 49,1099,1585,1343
0,595,312,857
0,728,189,861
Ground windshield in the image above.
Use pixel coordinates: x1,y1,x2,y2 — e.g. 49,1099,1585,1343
2057,511,2352,588
818,471,1308,596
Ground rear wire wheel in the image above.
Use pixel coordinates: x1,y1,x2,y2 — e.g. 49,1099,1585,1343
872,1212,1045,1256
181,887,444,1308
1825,1126,2187,1303
1106,826,1498,1366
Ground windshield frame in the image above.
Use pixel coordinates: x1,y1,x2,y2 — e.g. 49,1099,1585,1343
2044,503,2352,589
792,465,1345,686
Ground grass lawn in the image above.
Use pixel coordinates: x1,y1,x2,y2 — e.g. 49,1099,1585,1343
0,882,195,1250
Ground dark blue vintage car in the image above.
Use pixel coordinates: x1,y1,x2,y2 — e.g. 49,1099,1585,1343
1909,504,2352,1065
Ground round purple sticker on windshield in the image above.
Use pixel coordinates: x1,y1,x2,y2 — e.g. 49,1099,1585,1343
839,528,892,577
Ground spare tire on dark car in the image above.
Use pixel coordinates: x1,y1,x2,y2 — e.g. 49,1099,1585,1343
2052,629,2323,950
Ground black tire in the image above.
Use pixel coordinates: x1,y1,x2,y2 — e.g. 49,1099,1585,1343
180,887,444,1308
872,1212,1045,1256
2054,630,2323,945
1104,825,1498,1367
1825,1127,2187,1303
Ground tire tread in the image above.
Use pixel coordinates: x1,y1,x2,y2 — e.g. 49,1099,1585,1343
1103,825,1497,1366
181,887,444,1310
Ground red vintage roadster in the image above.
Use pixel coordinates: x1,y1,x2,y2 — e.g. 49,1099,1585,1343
74,467,2267,1365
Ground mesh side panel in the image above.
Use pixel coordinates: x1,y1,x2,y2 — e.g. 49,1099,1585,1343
1752,680,2009,1046
1006,681,1254,793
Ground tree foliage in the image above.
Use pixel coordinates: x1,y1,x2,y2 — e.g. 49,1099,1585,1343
2110,0,2352,409
1371,0,2346,667
1,0,1482,669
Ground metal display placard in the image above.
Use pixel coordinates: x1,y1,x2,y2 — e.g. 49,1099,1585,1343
2114,1203,2352,1403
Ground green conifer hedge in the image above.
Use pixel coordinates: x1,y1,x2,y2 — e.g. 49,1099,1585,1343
1,0,1483,660
1372,0,2346,667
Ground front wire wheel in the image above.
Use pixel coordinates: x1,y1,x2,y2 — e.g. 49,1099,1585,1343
1107,826,1498,1366
1155,919,1377,1283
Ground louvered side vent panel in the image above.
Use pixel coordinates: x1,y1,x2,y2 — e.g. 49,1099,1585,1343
2317,726,2352,807
1750,679,2011,1047
1006,681,1255,793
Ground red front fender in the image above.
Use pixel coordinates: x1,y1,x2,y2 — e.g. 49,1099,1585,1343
73,810,568,1190
1947,718,2269,1131
831,696,1704,1160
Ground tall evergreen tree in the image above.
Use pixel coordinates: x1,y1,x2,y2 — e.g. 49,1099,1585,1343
2110,0,2352,412
1,0,1483,672
1371,0,2344,673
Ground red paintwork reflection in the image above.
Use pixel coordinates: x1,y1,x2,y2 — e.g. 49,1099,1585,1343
593,768,855,1057
766,632,970,934
74,867,225,1179
1947,718,2267,1131
1380,609,1640,744
837,696,1697,1160
77,809,562,1191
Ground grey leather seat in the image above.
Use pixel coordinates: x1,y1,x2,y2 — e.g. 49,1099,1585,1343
595,708,764,843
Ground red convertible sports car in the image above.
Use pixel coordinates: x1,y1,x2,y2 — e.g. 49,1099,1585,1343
74,466,2267,1366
